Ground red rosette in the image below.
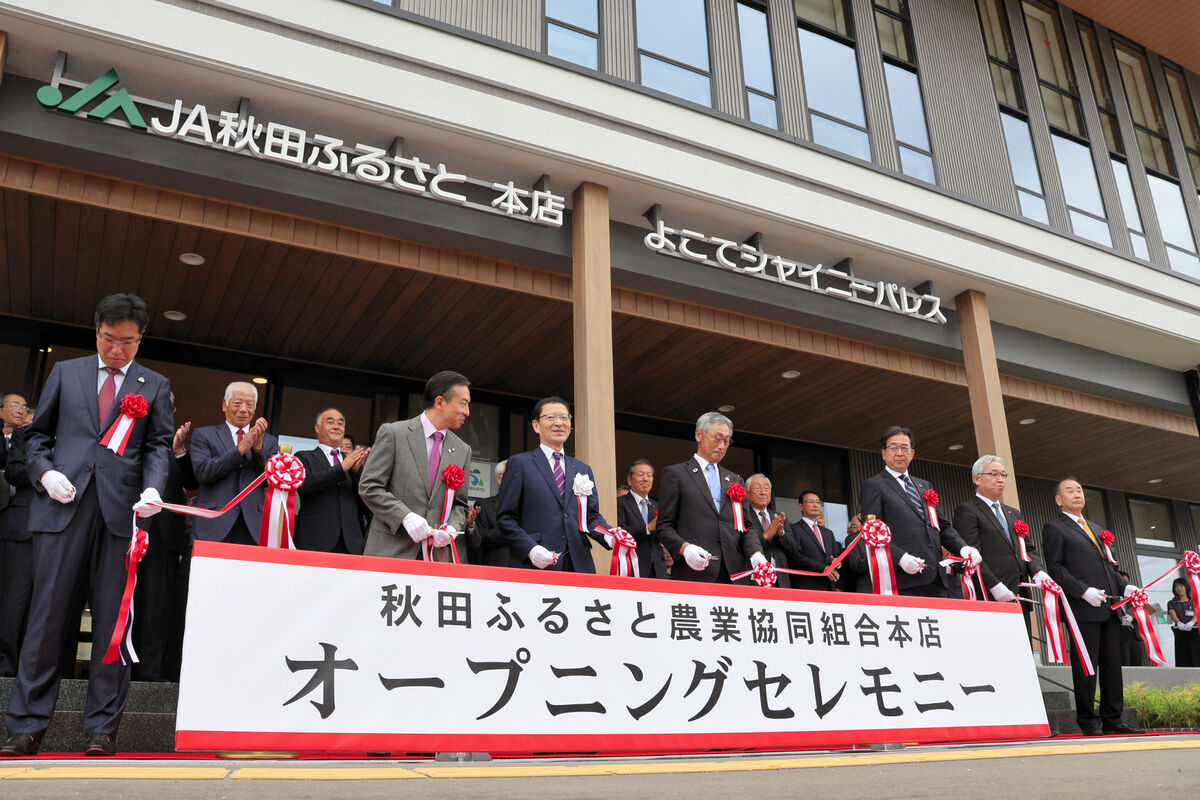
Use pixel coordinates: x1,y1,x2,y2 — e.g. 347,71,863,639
751,560,777,588
922,488,939,507
119,393,149,419
860,518,892,547
1039,576,1061,596
726,482,747,503
1184,551,1200,574
1100,529,1114,547
610,527,637,549
1013,519,1030,536
264,452,306,491
441,464,466,491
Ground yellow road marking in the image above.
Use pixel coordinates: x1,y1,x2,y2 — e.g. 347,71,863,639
5,767,230,780
416,764,618,778
231,767,423,780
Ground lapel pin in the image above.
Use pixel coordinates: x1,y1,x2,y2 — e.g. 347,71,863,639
137,377,145,383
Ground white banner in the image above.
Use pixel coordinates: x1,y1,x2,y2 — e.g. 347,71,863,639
176,543,1049,752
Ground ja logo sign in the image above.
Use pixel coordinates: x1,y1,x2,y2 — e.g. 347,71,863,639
37,68,147,130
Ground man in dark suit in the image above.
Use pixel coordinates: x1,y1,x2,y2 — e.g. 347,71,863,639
745,474,795,588
952,455,1049,638
295,408,371,554
132,411,198,682
616,459,667,579
465,460,509,568
2,293,172,758
190,382,277,546
0,398,33,678
789,489,843,592
496,397,610,572
859,426,980,597
1043,477,1140,736
656,412,765,584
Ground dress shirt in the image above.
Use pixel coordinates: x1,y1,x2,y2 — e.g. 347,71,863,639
95,354,130,394
539,442,566,471
318,442,343,468
224,420,250,447
419,412,447,460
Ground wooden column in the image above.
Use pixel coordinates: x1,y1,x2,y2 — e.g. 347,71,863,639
572,182,617,573
0,32,8,87
956,289,1019,508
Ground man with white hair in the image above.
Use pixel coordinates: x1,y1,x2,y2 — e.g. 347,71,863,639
656,412,766,584
190,381,277,545
745,474,794,588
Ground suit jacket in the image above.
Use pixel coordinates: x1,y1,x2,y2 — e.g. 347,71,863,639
617,492,667,579
495,448,609,572
190,423,278,542
655,458,759,583
859,469,967,592
295,446,365,554
1,427,36,542
788,517,842,592
953,496,1045,593
147,451,198,555
746,506,798,589
1043,512,1127,624
358,416,470,561
25,356,172,536
466,494,508,568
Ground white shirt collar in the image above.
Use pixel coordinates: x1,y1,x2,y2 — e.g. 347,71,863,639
885,466,907,480
225,420,248,437
694,453,718,472
630,491,650,503
1063,511,1084,524
976,493,1003,507
420,411,444,438
96,354,131,376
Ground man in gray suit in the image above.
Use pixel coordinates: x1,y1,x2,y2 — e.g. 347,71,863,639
359,371,472,562
1,293,172,758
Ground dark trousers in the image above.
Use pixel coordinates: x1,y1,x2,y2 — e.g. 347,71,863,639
131,542,190,682
899,580,950,599
226,516,258,547
1070,612,1124,730
0,539,33,677
6,483,132,737
1173,631,1200,668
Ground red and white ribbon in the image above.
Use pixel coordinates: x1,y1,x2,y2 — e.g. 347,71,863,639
1013,519,1032,562
423,464,466,564
727,482,747,532
599,526,639,578
422,526,462,564
749,560,777,588
732,533,865,583
1023,578,1092,676
922,488,940,530
1185,552,1200,615
99,394,148,456
1127,588,1166,665
102,524,150,665
572,473,594,534
258,453,305,549
940,555,988,601
1099,529,1119,566
862,518,897,596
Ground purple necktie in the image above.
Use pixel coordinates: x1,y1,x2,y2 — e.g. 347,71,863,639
429,430,444,488
98,367,118,424
552,452,565,498
331,447,342,483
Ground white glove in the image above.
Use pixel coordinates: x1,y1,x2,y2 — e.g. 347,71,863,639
1123,584,1140,598
430,525,455,548
682,544,712,571
133,487,163,518
1032,570,1051,586
1175,622,1188,631
990,582,1017,603
41,470,76,504
1120,613,1134,627
960,545,983,567
1082,587,1106,607
898,553,925,574
1188,621,1198,631
529,544,556,569
750,552,767,568
402,512,432,543
603,532,614,549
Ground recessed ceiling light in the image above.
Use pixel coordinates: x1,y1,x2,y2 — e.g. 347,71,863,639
948,444,965,451
717,404,735,413
1148,478,1163,484
163,310,187,321
179,253,205,266
781,370,801,379
1018,418,1036,425
251,377,268,385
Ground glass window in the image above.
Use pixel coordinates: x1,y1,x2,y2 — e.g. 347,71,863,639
1164,65,1200,186
547,0,598,31
1112,157,1150,258
811,114,872,160
977,0,1024,110
1114,40,1176,177
636,0,712,106
1137,553,1184,665
1001,112,1044,193
875,9,912,64
1147,173,1199,262
277,386,374,453
899,146,936,183
1129,496,1175,547
1017,189,1049,223
1022,1,1083,136
798,28,866,127
794,0,851,37
738,1,779,128
547,0,600,69
1051,133,1109,244
1082,487,1108,529
1077,21,1123,154
885,63,935,182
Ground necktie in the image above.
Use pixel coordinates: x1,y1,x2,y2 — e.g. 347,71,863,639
706,462,721,510
97,367,118,424
1077,517,1103,554
992,502,1012,544
236,429,244,446
429,431,444,488
759,510,770,531
901,473,924,512
552,452,565,498
811,521,825,551
331,447,342,483
640,497,649,525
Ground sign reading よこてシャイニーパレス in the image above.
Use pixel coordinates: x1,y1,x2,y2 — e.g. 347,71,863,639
175,543,1048,752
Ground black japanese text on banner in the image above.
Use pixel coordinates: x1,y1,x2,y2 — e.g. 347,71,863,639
176,543,1049,753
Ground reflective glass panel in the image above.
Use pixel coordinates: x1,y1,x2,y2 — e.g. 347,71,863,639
1166,246,1200,278
1130,497,1175,546
1097,112,1122,154
977,0,1017,65
1130,232,1149,259
738,2,775,94
640,54,712,106
1051,134,1105,217
547,24,599,69
1135,129,1176,177
794,0,851,36
1114,42,1166,134
875,10,911,63
990,63,1024,110
798,28,866,126
1164,67,1200,151
1022,1,1076,93
899,146,936,183
812,114,872,160
885,63,929,150
637,0,709,70
1111,157,1144,232
1148,173,1199,253
1001,112,1043,192
1040,85,1084,136
1017,189,1049,223
1077,23,1113,111
747,92,779,128
1068,210,1112,246
547,0,599,31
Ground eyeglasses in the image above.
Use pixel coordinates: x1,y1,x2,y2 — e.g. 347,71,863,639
97,331,142,347
982,471,1009,479
539,414,572,424
707,434,733,446
885,444,913,453
2,401,31,413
